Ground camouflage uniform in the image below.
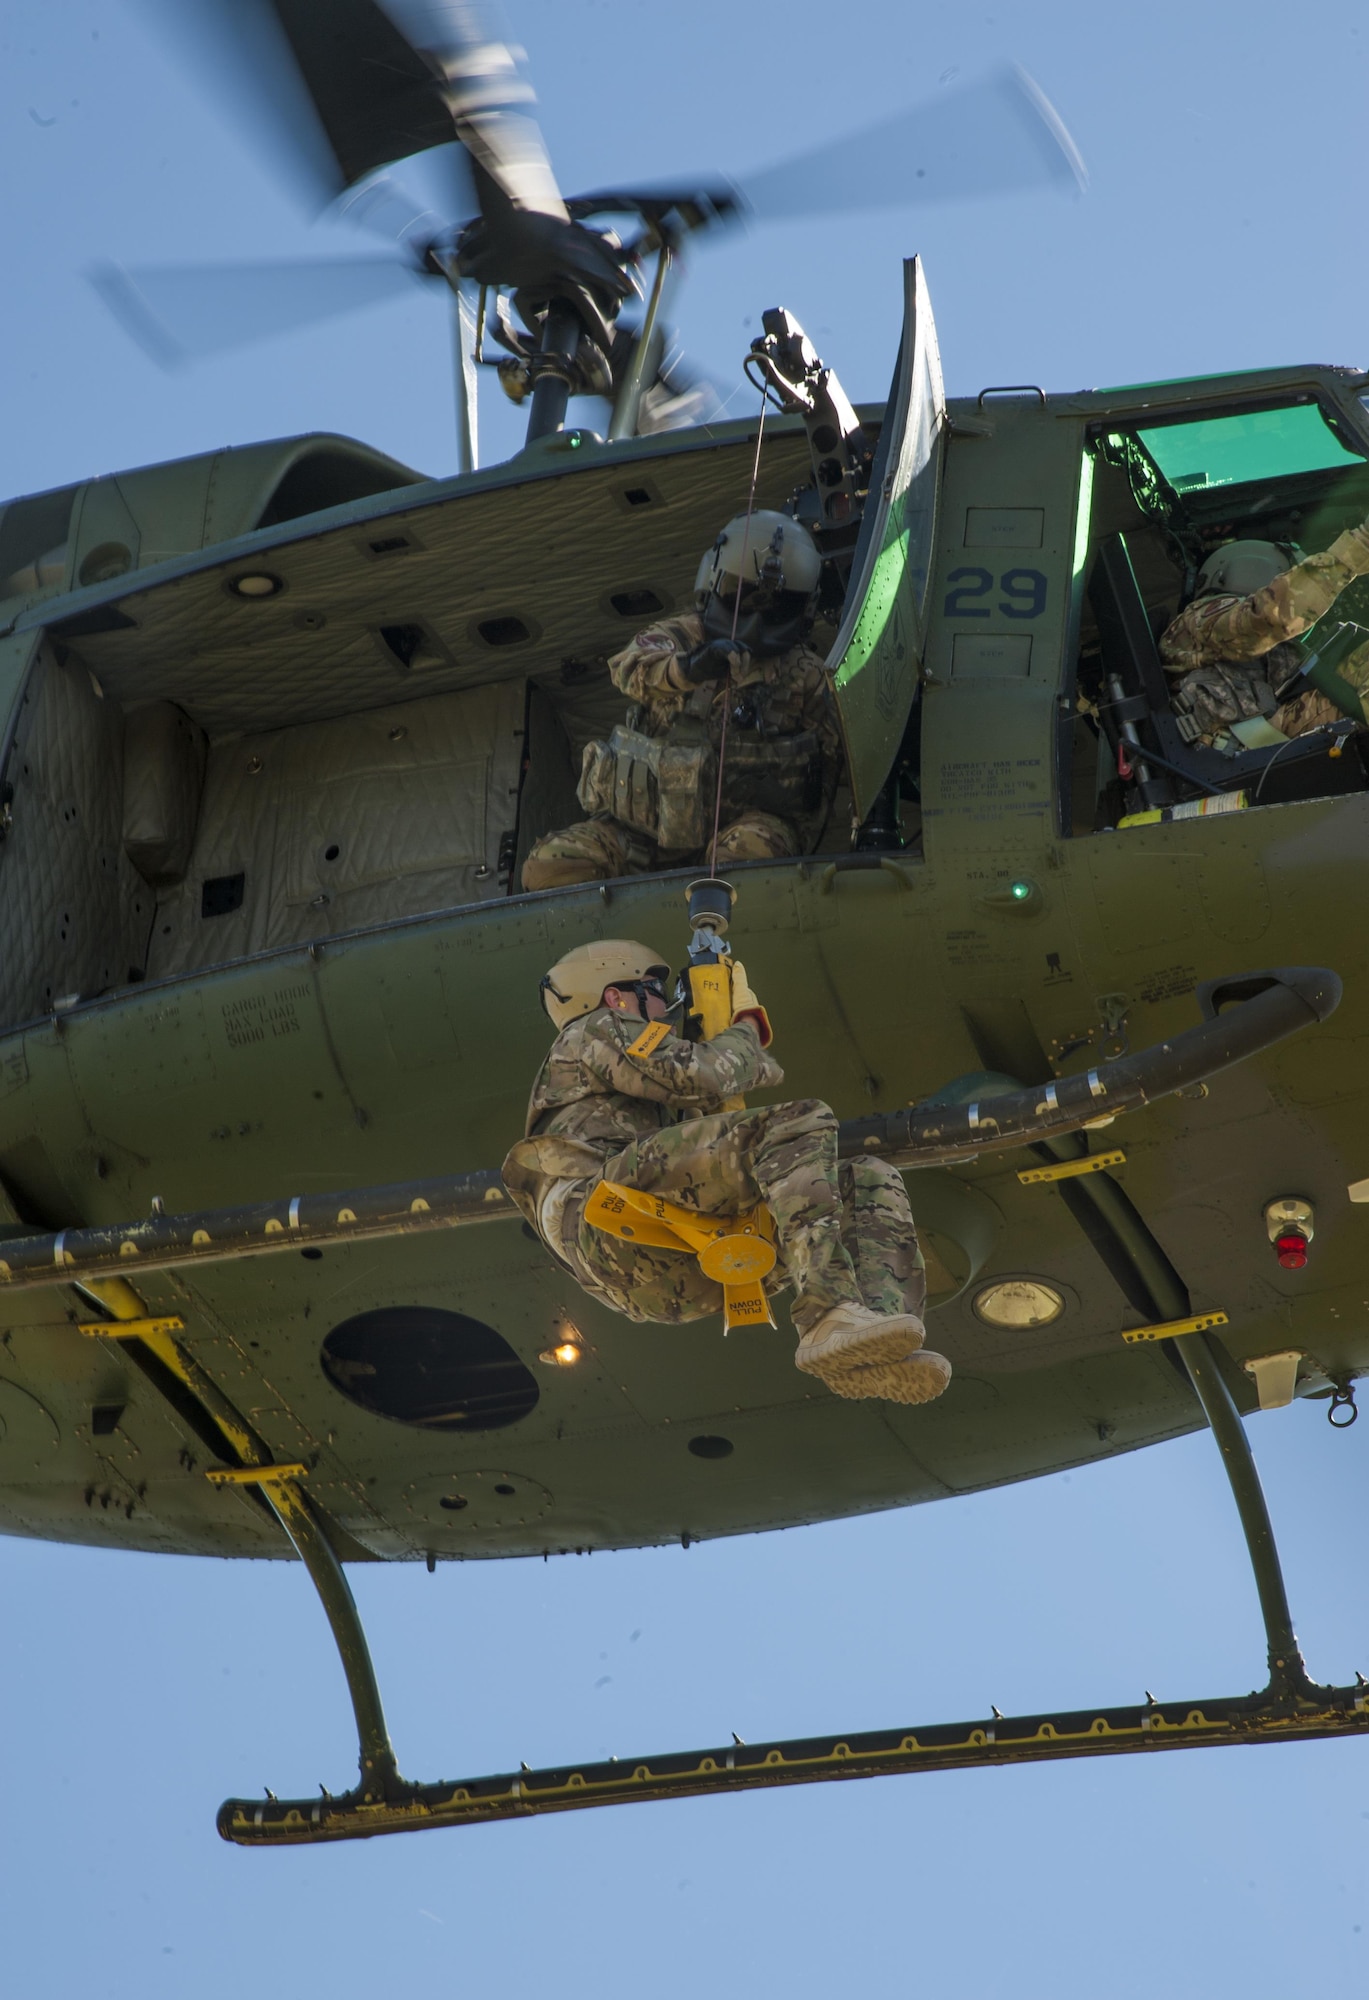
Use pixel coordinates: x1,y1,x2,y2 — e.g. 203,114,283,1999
502,1008,923,1335
521,612,844,891
1161,519,1369,743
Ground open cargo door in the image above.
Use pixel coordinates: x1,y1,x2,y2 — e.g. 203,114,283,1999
826,257,945,817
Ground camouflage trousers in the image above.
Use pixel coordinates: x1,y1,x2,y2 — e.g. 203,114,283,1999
1172,637,1369,744
521,810,799,893
562,1098,924,1334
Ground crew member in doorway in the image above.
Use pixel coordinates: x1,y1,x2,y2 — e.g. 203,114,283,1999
1160,520,1369,745
520,513,844,891
502,939,950,1405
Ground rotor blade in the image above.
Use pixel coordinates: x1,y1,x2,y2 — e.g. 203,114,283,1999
90,257,427,368
335,148,477,248
383,1,567,217
131,0,562,218
268,0,459,187
127,0,352,209
140,0,454,194
737,64,1087,221
638,342,725,434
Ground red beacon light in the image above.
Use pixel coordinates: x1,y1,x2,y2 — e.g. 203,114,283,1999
1264,1197,1315,1271
1275,1229,1309,1270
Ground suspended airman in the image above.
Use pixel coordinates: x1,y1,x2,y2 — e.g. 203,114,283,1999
520,512,844,891
1161,519,1369,745
502,939,951,1405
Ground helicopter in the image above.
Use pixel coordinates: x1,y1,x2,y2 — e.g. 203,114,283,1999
1,0,1367,1849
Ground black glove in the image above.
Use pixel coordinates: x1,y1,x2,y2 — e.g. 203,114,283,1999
680,637,746,684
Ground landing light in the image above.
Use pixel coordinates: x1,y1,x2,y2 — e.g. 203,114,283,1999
539,1338,583,1367
972,1279,1065,1329
228,572,284,599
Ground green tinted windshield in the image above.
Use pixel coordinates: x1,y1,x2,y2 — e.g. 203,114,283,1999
1137,402,1363,493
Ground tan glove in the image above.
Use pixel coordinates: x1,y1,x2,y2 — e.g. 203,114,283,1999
729,960,773,1047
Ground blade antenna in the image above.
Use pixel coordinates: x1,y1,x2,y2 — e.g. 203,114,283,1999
430,247,480,472
453,277,480,473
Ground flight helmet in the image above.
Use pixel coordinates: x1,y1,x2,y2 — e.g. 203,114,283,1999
539,940,671,1030
1194,539,1303,602
694,510,822,656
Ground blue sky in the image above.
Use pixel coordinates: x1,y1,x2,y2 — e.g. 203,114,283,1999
2,3,1367,1994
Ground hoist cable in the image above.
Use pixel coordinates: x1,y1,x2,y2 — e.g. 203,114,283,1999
708,381,771,875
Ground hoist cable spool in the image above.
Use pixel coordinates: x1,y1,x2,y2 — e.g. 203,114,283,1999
583,1181,777,1332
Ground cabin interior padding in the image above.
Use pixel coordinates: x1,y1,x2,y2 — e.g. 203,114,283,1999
0,430,830,1024
0,643,152,1025
0,652,625,1011
146,679,527,978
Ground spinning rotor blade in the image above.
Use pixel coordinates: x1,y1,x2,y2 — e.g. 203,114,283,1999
133,0,565,218
129,1,626,337
91,257,426,368
383,1,566,218
130,0,370,208
575,65,1084,238
738,64,1086,221
336,148,476,249
638,342,724,433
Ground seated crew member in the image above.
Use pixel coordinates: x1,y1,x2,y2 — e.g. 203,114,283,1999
502,939,951,1406
521,512,843,892
1160,521,1369,746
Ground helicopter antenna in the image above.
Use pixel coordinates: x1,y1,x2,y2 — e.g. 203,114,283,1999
429,247,480,471
453,280,480,473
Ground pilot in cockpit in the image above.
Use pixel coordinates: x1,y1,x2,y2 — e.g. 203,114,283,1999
1160,516,1369,747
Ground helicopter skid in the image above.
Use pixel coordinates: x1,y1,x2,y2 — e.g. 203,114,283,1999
218,1679,1369,1845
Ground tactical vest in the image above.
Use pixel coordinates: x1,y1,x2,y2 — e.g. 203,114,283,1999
576,682,826,851
1172,641,1304,742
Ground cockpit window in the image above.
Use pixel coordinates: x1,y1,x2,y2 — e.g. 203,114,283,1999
1134,401,1363,493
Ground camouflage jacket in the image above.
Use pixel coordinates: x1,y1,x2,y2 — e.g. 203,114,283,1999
1160,518,1369,670
607,611,844,832
502,1007,784,1251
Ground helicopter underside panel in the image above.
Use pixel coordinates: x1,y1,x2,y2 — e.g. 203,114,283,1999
0,1200,1208,1565
3,837,1361,1567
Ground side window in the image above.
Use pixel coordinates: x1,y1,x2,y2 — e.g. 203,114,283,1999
1136,401,1364,492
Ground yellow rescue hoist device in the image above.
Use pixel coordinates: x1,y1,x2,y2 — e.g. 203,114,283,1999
681,877,746,1107
584,878,779,1331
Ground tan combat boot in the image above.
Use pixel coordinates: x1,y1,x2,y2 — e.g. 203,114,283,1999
824,1348,952,1406
794,1302,950,1407
520,853,606,892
